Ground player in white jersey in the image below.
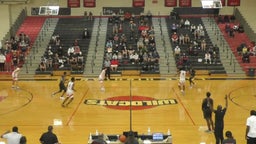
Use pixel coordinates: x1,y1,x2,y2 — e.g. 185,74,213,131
98,67,107,91
12,67,21,89
62,77,75,107
178,69,186,95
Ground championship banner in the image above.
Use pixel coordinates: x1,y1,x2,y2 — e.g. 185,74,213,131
133,0,145,7
179,0,191,7
221,0,226,6
67,0,80,8
227,0,240,6
165,0,177,7
84,0,96,7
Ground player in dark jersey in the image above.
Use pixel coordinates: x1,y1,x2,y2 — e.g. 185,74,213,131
52,72,67,99
189,68,196,88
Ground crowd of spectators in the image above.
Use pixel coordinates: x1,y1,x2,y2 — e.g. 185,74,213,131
169,17,219,71
0,32,31,72
38,34,84,72
104,11,160,73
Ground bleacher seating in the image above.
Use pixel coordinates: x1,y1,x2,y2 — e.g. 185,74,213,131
217,17,256,76
166,17,226,74
104,13,160,76
35,17,94,75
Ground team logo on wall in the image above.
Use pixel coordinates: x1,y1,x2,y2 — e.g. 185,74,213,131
84,96,178,110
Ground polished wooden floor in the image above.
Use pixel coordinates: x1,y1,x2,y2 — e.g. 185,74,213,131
0,75,255,144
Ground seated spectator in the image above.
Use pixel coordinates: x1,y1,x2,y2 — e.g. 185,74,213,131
179,34,185,45
124,12,132,21
229,29,235,38
179,18,184,28
76,58,84,71
242,45,248,55
223,15,230,23
204,51,211,64
171,32,179,44
174,46,181,58
129,52,139,64
217,15,223,24
201,39,207,51
230,15,236,22
238,25,244,33
225,23,231,34
184,34,190,44
67,46,74,56
184,19,190,29
212,51,218,64
171,23,178,33
190,24,196,34
39,61,46,71
152,50,160,63
110,58,119,72
181,53,189,66
233,23,239,32
242,52,250,63
106,39,113,48
237,45,243,56
82,28,90,39
69,55,77,69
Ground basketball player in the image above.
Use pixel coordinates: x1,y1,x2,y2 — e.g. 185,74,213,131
52,72,67,99
12,67,21,89
178,69,186,95
189,68,196,88
62,77,75,107
202,92,214,132
99,67,107,91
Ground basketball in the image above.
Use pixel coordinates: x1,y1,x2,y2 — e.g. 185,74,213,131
119,135,126,142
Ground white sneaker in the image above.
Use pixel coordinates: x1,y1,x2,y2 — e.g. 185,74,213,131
60,97,65,100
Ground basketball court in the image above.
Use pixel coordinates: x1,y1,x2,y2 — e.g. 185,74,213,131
0,75,255,144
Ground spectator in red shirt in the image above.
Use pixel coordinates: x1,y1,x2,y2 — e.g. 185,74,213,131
5,51,12,72
110,58,119,72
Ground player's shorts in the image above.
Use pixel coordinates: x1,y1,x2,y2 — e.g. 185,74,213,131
178,79,185,86
59,83,67,91
203,109,212,119
12,77,18,81
98,76,104,83
66,90,74,98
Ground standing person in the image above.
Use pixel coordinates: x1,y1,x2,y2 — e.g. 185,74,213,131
245,110,256,144
5,51,12,72
39,125,60,144
1,126,23,144
98,67,107,91
52,72,67,99
0,52,6,71
178,68,186,95
189,68,196,88
223,131,236,144
202,92,214,132
103,58,111,80
213,95,228,144
62,77,75,107
12,67,20,89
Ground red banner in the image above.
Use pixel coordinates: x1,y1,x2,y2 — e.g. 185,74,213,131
221,0,225,6
84,0,96,7
227,0,240,6
179,0,191,7
67,0,80,8
133,0,145,7
165,0,177,7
